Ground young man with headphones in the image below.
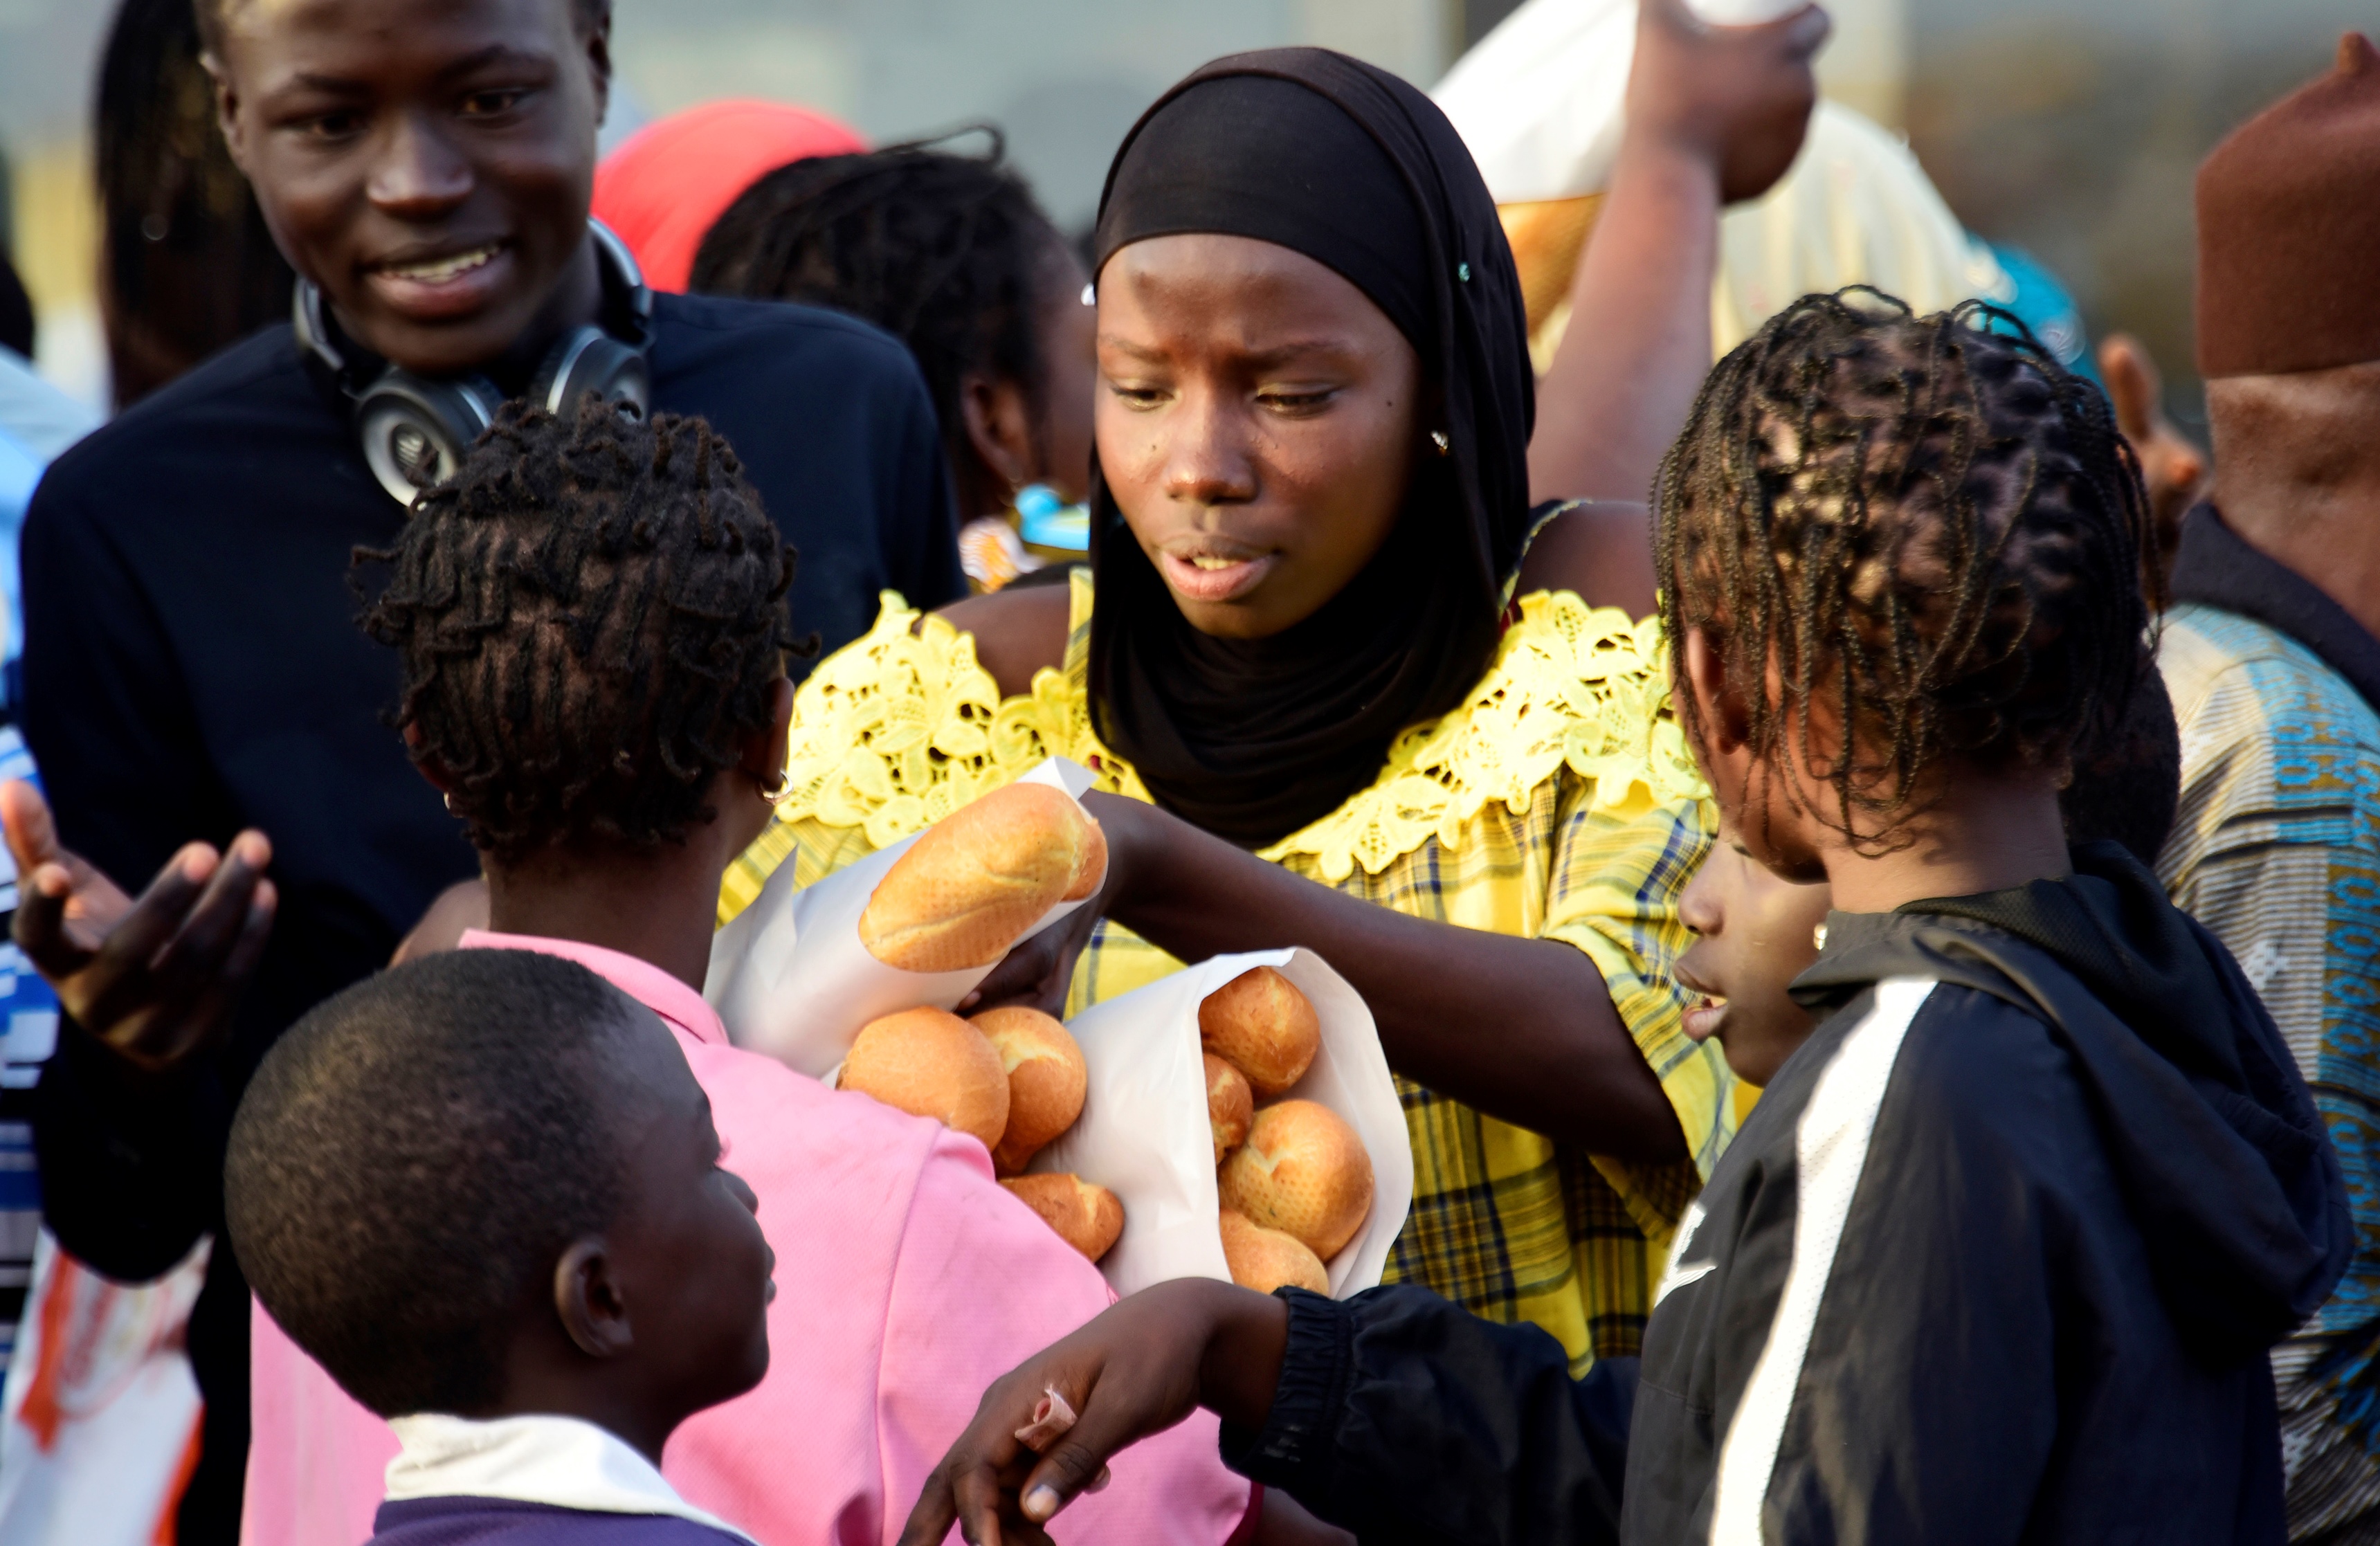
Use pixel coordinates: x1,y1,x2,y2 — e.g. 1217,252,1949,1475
4,1,962,1539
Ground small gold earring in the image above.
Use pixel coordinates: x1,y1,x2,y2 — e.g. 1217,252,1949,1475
1429,430,1451,456
442,791,457,813
758,770,794,808
1812,922,1829,952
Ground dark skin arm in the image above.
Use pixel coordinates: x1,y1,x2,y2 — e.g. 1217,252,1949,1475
900,1279,1291,1546
951,518,1683,1158
1527,0,1828,506
963,788,1682,1156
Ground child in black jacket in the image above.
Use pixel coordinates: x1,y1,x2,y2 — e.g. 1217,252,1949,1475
896,294,2352,1546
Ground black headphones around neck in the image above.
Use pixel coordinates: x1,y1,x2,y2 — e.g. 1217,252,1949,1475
293,219,655,504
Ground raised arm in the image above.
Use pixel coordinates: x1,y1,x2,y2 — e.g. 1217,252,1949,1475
1527,0,1827,505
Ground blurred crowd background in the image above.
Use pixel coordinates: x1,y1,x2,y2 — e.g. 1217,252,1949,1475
0,0,2366,428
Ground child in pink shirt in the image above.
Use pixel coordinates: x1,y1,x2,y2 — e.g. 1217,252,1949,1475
239,401,1266,1546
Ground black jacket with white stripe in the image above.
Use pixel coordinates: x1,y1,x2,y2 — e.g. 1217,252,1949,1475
1220,843,2351,1544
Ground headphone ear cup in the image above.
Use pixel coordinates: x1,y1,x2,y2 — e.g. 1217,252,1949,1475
352,374,502,504
532,327,653,421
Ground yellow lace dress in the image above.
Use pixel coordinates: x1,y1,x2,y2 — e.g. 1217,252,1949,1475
720,570,1737,1370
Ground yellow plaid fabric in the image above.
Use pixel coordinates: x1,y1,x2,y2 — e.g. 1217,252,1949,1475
723,576,1732,1370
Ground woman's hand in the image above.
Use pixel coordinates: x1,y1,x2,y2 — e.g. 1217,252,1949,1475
1529,0,1825,506
898,1279,1290,1546
958,791,1154,1018
1626,0,1830,203
1,780,276,1075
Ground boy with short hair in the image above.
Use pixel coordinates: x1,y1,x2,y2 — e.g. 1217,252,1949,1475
224,947,774,1545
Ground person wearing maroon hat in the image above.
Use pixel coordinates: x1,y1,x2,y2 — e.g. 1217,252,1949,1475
2156,32,2380,1543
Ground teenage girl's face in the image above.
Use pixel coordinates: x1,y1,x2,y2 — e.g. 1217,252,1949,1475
1095,233,1422,640
1674,824,1833,1087
210,0,608,376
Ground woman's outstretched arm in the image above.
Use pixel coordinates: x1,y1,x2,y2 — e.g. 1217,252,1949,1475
1526,0,1828,506
966,790,1689,1161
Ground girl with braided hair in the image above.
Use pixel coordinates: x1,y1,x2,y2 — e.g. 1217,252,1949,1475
244,399,1275,1546
898,293,2348,1546
691,135,1094,590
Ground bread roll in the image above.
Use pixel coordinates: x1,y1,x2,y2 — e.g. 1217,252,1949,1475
1002,1173,1125,1262
1219,1208,1329,1295
1217,1099,1373,1259
860,783,1105,972
1198,966,1320,1096
977,1006,1087,1175
841,1008,1009,1151
1204,1053,1253,1165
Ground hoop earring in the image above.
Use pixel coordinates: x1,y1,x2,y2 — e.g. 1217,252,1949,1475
1429,430,1451,456
757,769,794,808
442,791,457,813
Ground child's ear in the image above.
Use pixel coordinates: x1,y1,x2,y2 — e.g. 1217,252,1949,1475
1683,627,1752,752
403,725,461,799
553,1238,635,1360
738,677,795,786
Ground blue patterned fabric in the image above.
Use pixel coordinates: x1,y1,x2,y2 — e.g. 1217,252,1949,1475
2159,601,2380,1536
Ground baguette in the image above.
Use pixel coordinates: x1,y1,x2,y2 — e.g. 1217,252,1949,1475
1204,1052,1253,1165
1002,1173,1125,1262
860,783,1107,972
976,1006,1088,1175
1219,1208,1329,1295
839,1007,1009,1151
1198,966,1320,1096
1217,1099,1373,1259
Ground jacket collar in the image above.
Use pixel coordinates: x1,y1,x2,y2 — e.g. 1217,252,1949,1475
383,1412,755,1543
2168,502,2380,713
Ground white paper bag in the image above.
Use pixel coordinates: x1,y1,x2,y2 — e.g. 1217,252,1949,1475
1030,948,1414,1301
705,758,1099,1075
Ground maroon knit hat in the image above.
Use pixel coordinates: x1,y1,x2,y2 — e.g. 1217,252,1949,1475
2195,33,2380,377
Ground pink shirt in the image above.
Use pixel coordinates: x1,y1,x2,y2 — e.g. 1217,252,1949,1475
243,931,1252,1546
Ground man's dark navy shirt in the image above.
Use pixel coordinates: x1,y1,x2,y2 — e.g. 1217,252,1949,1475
16,291,961,1542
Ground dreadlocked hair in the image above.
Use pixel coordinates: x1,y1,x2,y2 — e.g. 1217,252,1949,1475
1653,289,2154,851
689,130,1069,517
356,399,798,864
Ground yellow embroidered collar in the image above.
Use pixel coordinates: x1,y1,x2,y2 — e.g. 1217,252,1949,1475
773,575,1704,882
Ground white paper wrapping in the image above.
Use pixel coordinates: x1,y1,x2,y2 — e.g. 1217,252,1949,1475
1029,948,1414,1302
703,758,1100,1075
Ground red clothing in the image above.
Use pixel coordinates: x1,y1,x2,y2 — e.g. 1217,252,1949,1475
243,931,1251,1546
593,101,866,292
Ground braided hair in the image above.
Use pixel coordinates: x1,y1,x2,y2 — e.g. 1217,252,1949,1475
689,132,1069,517
1653,289,2153,849
356,399,798,863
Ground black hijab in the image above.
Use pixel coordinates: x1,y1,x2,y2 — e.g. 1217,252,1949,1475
1087,50,1535,849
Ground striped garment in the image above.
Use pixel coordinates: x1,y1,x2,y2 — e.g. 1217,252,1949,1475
720,572,1734,1372
2158,601,2380,1541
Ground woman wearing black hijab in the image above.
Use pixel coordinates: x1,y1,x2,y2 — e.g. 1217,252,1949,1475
732,0,1824,1376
